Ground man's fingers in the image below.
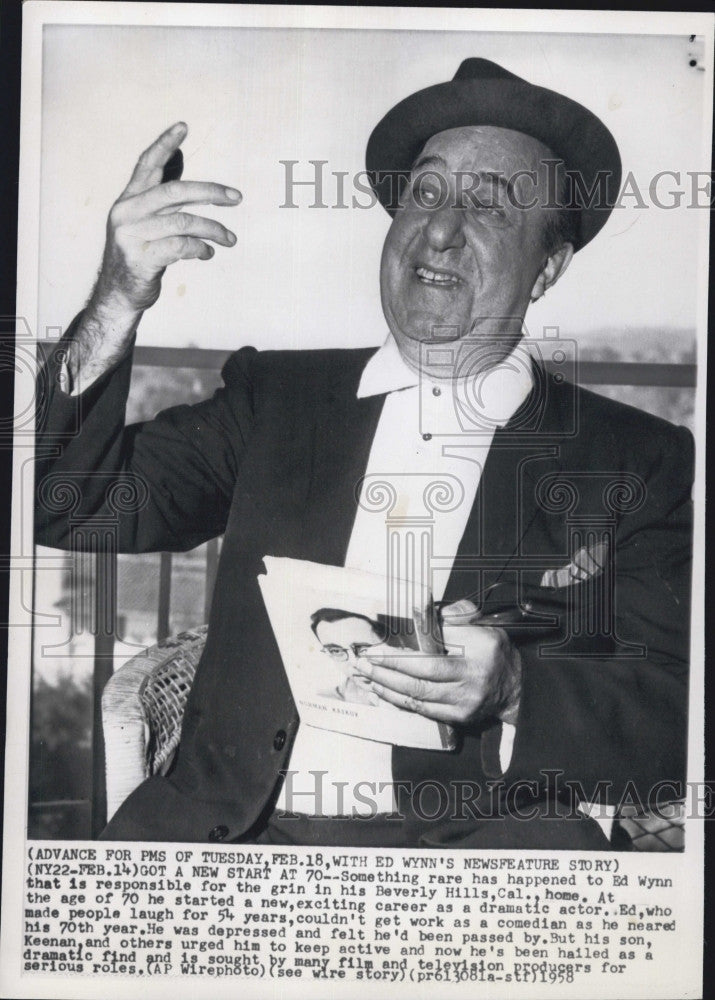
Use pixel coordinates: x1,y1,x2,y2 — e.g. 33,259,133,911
129,212,237,247
369,682,455,722
441,623,505,660
363,652,463,681
116,180,242,224
440,599,480,625
142,235,216,267
122,122,188,198
359,658,458,700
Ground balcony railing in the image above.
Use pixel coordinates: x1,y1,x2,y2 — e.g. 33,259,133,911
121,344,698,386
30,345,697,839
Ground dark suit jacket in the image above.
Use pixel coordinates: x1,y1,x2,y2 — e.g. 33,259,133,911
35,339,693,845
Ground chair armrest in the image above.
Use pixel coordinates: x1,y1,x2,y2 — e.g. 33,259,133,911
102,626,208,821
615,801,685,851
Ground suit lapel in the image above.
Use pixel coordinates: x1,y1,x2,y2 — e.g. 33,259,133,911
298,350,385,567
442,367,569,605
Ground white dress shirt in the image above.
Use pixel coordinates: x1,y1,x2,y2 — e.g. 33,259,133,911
276,334,533,816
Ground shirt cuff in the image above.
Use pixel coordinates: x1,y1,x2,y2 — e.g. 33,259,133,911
499,722,516,773
57,357,75,395
57,350,126,397
480,719,517,778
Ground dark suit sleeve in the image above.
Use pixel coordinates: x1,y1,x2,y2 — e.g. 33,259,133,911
35,321,257,553
501,425,693,807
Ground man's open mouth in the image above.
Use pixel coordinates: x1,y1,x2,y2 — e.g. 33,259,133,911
415,266,460,286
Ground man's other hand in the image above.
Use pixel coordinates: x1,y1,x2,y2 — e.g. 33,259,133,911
96,121,241,313
64,123,242,392
359,624,522,727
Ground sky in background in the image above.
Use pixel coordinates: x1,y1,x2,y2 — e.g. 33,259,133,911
35,23,708,351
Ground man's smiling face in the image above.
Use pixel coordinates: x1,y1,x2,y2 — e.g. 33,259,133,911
379,125,567,372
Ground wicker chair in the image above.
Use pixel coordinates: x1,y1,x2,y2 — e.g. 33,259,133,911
102,626,208,821
101,627,685,849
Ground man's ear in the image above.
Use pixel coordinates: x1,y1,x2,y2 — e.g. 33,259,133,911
530,242,574,302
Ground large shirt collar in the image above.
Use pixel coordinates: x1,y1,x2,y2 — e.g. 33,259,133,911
357,334,534,428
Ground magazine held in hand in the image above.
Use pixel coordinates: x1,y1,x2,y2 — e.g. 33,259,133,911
259,557,456,750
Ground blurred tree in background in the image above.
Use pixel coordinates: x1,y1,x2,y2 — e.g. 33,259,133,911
30,672,93,838
126,359,222,424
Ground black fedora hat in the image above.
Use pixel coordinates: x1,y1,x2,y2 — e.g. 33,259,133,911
366,58,622,251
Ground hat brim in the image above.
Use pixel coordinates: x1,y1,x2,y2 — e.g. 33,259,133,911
366,76,622,251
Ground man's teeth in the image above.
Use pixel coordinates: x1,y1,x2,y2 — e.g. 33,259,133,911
416,267,459,285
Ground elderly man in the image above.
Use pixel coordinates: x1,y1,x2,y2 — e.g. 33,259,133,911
35,59,692,847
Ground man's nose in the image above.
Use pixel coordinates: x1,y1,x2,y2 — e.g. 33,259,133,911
423,205,466,252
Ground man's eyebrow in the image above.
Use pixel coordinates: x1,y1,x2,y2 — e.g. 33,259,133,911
411,154,447,173
474,170,515,201
409,160,516,200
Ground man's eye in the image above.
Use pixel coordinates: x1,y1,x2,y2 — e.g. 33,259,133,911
465,196,504,216
412,179,441,206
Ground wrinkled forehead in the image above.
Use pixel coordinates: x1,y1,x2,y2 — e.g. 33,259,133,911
416,125,559,176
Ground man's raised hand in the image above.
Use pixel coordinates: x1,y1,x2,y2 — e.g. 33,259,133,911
67,123,241,392
94,121,241,313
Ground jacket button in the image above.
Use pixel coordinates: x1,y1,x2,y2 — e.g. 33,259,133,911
273,730,287,751
208,825,229,842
